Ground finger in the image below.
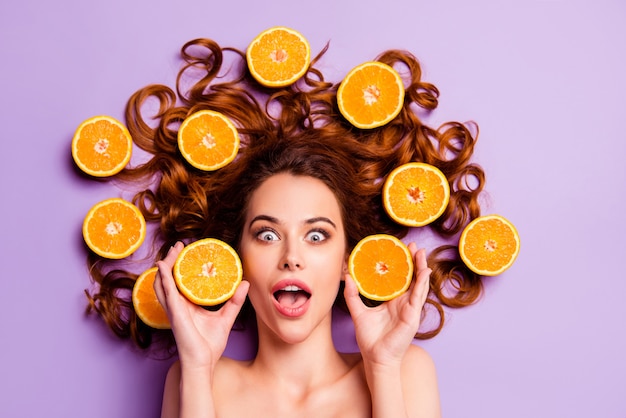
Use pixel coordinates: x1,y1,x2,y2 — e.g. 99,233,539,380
219,280,250,325
415,248,430,294
230,280,250,307
153,269,167,313
162,241,184,268
400,245,424,296
155,260,177,315
153,245,181,311
155,245,185,313
158,244,183,286
410,265,432,309
406,247,428,290
343,274,366,318
414,247,428,272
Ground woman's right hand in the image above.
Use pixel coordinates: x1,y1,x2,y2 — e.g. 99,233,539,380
153,241,250,372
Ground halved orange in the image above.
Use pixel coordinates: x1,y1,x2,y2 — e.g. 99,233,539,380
348,234,414,301
173,238,243,306
72,115,132,177
246,26,311,87
383,162,450,227
132,267,171,329
177,110,240,171
337,61,405,129
459,215,520,276
82,198,146,259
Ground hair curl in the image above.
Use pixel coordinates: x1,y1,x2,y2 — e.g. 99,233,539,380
84,37,485,354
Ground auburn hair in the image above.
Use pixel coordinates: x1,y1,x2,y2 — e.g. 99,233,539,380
84,37,485,354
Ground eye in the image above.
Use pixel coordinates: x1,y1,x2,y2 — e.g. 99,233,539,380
257,229,279,242
306,229,329,243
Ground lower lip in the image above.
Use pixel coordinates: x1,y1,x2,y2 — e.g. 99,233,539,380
272,297,311,318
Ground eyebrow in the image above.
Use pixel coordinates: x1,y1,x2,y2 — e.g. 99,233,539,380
248,215,337,229
306,216,337,229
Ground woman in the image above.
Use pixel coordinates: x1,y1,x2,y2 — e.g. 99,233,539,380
84,36,486,417
154,134,440,416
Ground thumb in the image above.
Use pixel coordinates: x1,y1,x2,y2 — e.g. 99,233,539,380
343,274,365,317
220,280,250,324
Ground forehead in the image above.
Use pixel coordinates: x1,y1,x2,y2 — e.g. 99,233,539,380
246,173,343,223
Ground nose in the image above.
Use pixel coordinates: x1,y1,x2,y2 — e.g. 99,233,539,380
280,240,303,270
283,260,301,269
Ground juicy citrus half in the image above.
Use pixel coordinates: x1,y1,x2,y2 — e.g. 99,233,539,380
173,238,243,306
132,267,171,329
246,26,311,87
383,162,450,227
82,198,147,259
459,215,520,276
337,61,405,129
348,234,414,301
177,110,240,171
72,115,132,177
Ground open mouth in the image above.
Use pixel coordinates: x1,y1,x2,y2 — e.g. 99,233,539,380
273,285,311,309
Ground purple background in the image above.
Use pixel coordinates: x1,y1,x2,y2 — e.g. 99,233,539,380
1,1,625,417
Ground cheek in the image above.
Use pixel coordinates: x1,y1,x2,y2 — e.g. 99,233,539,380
245,284,264,311
242,258,268,286
240,242,266,276
240,247,273,300
241,259,267,309
314,250,347,284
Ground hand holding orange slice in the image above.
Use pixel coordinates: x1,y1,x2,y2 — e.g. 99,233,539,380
246,26,311,87
72,115,132,177
459,215,520,276
173,238,243,306
348,234,414,301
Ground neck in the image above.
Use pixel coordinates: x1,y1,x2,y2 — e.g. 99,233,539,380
251,315,348,390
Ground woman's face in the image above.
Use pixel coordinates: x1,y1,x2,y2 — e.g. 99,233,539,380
239,173,347,344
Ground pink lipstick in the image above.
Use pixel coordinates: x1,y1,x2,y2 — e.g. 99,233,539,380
271,279,312,318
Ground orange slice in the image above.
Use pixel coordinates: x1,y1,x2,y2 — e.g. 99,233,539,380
337,61,405,129
246,26,311,87
82,198,146,259
177,110,240,171
459,215,520,276
132,267,171,329
383,162,450,227
71,115,132,177
348,234,414,301
173,238,243,306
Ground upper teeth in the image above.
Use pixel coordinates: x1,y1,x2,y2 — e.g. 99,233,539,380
283,285,301,292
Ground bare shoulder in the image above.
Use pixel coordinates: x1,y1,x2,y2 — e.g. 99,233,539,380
401,344,441,417
402,344,436,373
400,343,438,386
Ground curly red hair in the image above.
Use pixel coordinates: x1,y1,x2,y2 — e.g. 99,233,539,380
84,37,485,353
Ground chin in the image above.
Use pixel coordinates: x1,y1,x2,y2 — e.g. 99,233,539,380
273,324,314,345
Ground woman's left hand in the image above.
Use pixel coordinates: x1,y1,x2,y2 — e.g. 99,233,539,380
344,243,431,370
